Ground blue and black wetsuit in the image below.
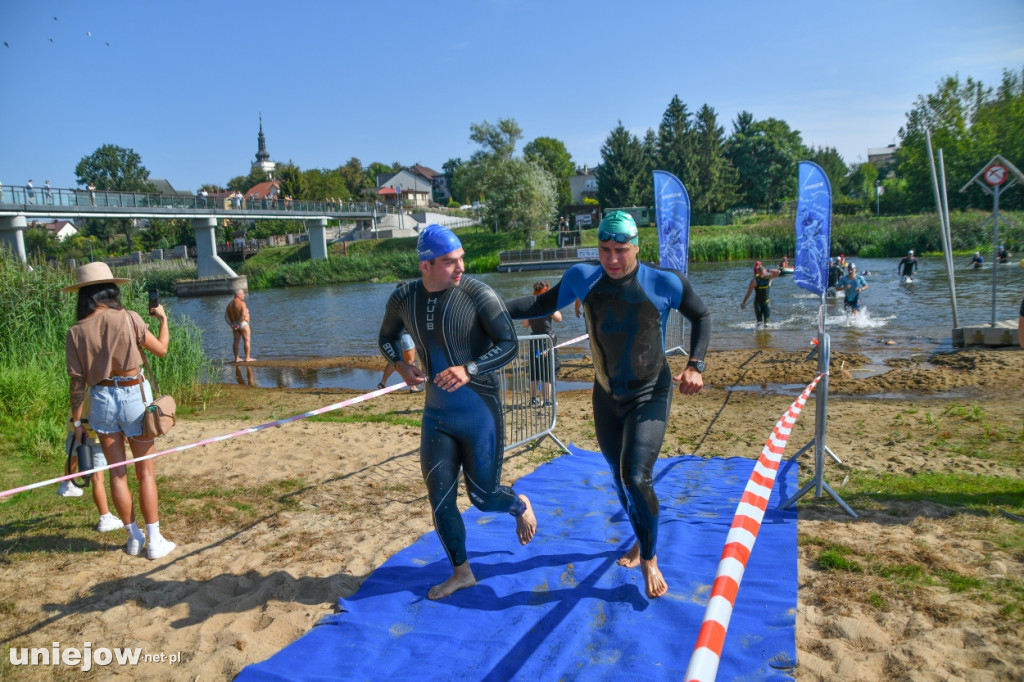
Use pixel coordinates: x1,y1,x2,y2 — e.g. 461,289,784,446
506,262,711,561
379,278,525,568
753,275,772,324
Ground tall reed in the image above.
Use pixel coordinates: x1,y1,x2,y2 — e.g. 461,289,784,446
0,252,215,459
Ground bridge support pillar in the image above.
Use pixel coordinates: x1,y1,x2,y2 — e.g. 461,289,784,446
306,218,328,261
192,217,239,279
0,216,28,262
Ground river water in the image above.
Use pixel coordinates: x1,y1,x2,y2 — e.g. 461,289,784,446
165,257,1024,390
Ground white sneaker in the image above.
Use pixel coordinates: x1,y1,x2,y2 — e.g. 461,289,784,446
95,514,124,533
125,534,144,556
57,480,83,497
146,536,176,560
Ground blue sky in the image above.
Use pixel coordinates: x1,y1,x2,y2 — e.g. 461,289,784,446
2,1,1022,194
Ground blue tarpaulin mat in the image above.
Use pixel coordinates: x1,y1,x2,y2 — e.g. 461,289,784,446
239,446,798,681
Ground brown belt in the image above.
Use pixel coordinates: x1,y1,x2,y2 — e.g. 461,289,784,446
98,377,142,387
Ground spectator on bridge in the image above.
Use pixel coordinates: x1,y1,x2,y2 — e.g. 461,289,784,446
44,180,53,204
225,288,254,363
88,183,96,206
27,179,35,204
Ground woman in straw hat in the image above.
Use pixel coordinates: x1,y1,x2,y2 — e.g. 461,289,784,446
64,262,175,560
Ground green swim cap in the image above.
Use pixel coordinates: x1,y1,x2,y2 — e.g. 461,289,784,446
597,211,638,245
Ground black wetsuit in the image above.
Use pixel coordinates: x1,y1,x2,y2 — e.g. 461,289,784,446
506,262,711,561
379,278,524,568
898,256,918,278
753,275,772,324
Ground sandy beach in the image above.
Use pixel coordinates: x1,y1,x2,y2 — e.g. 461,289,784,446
2,346,1023,680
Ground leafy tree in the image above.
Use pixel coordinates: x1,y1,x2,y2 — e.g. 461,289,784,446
227,167,269,193
443,158,470,204
276,162,306,200
656,96,697,188
480,158,556,247
23,225,59,261
336,157,365,197
469,118,523,160
896,74,988,211
807,146,849,193
690,104,740,216
303,168,350,202
364,161,399,190
596,122,648,208
74,144,156,192
74,144,156,248
523,137,574,214
842,161,879,211
727,114,805,211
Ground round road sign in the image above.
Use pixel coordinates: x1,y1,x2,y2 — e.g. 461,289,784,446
984,164,1008,186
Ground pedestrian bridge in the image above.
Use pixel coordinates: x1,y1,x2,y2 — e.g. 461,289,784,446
0,183,393,280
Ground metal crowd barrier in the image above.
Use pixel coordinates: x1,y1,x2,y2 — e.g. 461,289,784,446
501,334,569,454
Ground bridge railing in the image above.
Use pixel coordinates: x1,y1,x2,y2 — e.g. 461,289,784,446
0,184,402,216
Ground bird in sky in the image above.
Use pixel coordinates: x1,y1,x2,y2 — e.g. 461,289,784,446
3,41,8,48
53,16,58,21
87,31,91,37
48,38,54,43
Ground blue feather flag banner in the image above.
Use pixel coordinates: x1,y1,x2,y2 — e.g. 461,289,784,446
654,170,690,276
794,161,832,295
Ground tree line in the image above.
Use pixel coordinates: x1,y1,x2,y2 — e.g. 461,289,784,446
24,66,1023,262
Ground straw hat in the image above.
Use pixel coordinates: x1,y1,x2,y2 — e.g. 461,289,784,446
62,262,130,292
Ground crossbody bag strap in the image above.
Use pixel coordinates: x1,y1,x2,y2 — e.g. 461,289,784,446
125,311,160,398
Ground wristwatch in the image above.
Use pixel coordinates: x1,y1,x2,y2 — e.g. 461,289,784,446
72,420,82,428
465,361,479,377
686,359,706,373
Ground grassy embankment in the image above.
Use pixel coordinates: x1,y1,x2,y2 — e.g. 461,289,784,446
0,253,217,544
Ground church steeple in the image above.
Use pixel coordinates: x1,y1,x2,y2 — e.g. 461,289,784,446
255,115,270,163
252,114,276,179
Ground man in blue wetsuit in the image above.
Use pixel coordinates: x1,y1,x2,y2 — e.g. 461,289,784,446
505,210,711,599
837,262,868,315
378,224,537,600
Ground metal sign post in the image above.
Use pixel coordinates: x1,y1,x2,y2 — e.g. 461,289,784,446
960,155,1023,326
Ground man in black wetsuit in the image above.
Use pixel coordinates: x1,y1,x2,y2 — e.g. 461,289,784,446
898,250,918,280
378,224,537,600
505,210,711,599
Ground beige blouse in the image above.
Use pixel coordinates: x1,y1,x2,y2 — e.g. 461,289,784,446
66,307,148,387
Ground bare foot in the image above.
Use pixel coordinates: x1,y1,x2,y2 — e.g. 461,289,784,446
640,556,668,599
617,542,641,568
515,494,537,545
233,357,242,363
243,357,256,362
427,562,476,600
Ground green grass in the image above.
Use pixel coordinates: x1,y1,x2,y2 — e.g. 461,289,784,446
830,471,1024,512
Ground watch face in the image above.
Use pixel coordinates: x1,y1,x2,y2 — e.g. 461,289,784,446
689,360,705,373
466,362,478,376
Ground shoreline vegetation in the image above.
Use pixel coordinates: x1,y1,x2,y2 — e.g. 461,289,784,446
117,209,1023,294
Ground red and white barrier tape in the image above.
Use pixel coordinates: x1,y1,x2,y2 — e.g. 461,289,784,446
684,373,823,682
540,332,589,357
0,382,410,499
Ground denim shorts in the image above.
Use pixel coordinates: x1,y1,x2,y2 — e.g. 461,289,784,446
399,332,415,352
89,379,153,439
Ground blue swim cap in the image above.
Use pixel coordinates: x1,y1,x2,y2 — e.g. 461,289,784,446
417,224,462,261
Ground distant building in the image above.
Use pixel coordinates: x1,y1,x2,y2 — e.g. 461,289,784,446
244,180,280,201
407,164,450,205
376,168,433,208
46,219,79,241
253,115,277,180
149,179,193,197
868,145,897,176
569,164,598,204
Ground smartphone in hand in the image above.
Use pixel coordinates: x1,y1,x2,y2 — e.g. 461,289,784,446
148,289,159,311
